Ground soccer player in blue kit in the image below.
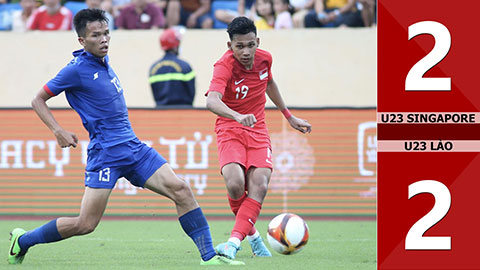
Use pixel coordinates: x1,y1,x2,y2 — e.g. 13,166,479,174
7,8,244,266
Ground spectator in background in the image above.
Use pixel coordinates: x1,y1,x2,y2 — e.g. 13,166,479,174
86,0,115,29
291,0,313,27
101,0,131,18
27,0,72,30
103,0,165,19
273,0,292,29
11,0,37,32
116,0,164,29
253,0,274,29
357,0,375,27
214,0,255,25
302,0,363,28
151,0,167,13
166,0,212,28
149,27,195,107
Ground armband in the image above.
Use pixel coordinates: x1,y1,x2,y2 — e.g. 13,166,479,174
281,108,292,119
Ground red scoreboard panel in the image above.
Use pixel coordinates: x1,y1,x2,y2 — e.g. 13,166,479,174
378,0,480,269
0,108,375,218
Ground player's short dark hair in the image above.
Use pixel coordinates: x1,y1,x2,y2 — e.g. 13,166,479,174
74,8,108,37
227,17,257,41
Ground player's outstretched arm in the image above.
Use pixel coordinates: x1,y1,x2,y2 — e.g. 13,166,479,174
206,91,257,127
31,89,78,148
266,79,312,134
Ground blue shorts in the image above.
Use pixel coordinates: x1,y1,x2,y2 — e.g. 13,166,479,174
84,138,167,189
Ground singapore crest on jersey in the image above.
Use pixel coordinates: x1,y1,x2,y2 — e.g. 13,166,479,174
259,68,268,80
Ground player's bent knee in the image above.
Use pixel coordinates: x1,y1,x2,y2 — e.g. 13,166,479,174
252,182,268,197
169,179,193,201
249,176,269,198
223,174,246,192
225,180,245,195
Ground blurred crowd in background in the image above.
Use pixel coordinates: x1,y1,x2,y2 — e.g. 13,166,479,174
0,0,376,31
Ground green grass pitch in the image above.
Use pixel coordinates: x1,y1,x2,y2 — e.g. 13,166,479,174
0,219,376,270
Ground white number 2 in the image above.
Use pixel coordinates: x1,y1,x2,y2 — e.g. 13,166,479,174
405,21,451,91
405,180,451,250
235,85,249,99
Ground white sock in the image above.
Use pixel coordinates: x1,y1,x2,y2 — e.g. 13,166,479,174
228,237,241,247
246,230,260,241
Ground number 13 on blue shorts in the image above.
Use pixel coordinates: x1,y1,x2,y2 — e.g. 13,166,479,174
378,1,480,269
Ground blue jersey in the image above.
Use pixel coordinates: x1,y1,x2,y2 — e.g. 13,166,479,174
44,49,136,148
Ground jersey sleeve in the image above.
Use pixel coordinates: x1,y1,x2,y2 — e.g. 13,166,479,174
44,64,80,96
266,50,273,81
205,62,231,96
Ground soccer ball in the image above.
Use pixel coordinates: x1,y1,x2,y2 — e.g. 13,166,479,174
266,213,309,255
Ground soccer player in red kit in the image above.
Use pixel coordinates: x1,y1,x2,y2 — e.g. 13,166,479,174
205,16,312,259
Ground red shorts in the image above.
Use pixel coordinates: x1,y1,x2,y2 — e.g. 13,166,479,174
216,128,273,171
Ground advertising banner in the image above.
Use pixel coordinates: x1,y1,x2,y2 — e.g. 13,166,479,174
0,108,375,217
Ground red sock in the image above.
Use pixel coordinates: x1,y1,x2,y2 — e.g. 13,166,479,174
228,193,257,236
231,197,261,240
228,193,246,214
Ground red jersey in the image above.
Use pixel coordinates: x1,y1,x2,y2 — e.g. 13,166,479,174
206,48,273,134
27,6,72,31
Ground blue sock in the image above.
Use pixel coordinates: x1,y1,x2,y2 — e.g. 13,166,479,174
179,208,216,261
18,219,63,255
